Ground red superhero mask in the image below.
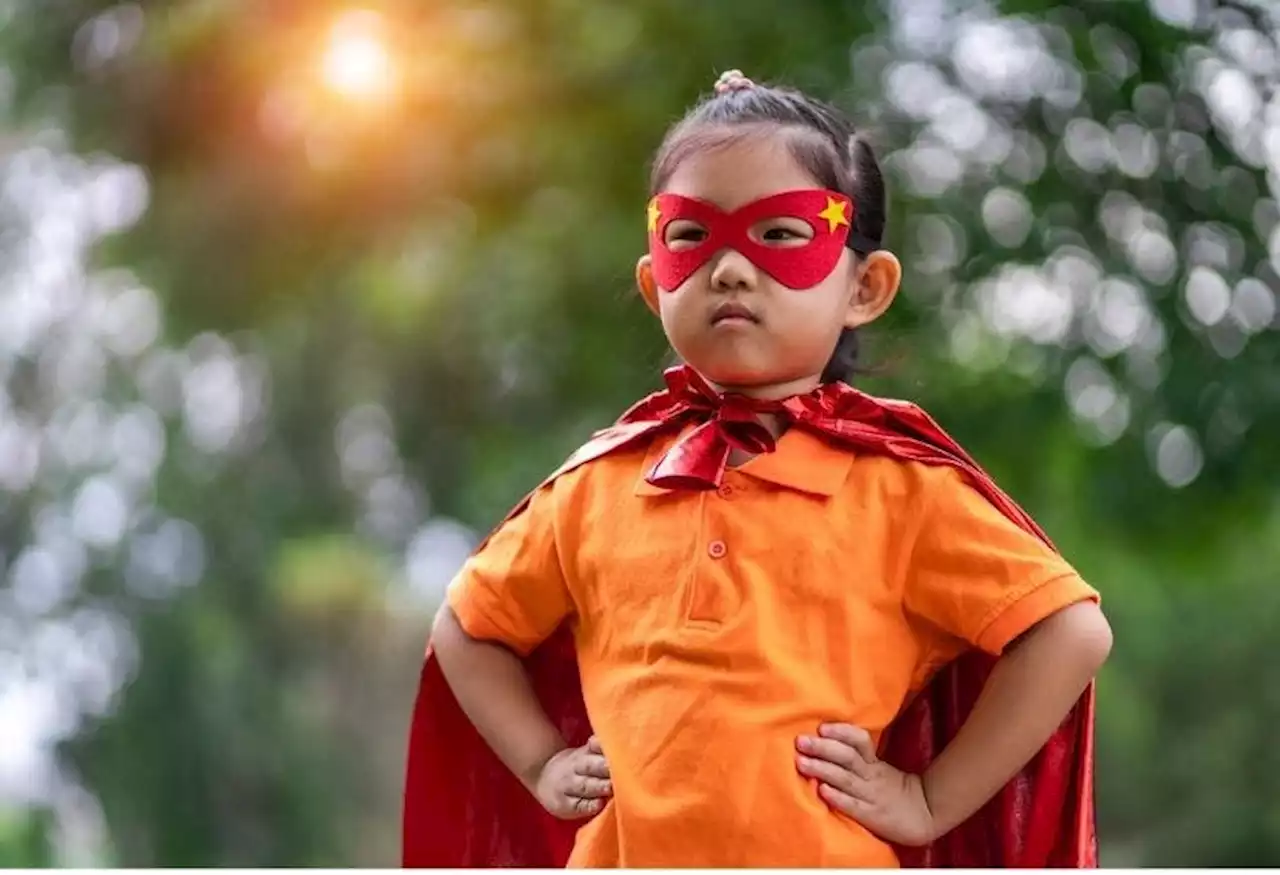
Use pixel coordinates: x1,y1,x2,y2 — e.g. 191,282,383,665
647,188,857,290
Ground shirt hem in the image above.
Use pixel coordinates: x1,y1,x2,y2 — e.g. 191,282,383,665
973,571,1099,655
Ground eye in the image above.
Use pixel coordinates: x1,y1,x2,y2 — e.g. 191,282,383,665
664,220,708,250
754,219,813,247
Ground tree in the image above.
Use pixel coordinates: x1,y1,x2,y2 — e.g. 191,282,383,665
0,0,1275,864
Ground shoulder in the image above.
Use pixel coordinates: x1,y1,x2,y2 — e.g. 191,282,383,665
838,452,966,508
836,452,1031,549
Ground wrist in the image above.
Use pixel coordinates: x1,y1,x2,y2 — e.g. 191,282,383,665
918,769,951,841
518,740,569,793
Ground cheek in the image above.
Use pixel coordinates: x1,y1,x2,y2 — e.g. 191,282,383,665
790,276,854,320
655,288,694,334
803,262,858,323
772,285,855,353
820,251,857,296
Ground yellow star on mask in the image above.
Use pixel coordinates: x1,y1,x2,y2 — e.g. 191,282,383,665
647,198,662,233
818,197,850,233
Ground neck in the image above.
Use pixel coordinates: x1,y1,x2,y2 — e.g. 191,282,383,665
704,374,821,450
720,408,786,468
706,374,822,403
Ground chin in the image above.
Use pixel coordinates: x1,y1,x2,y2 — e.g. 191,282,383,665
675,339,812,389
689,358,779,389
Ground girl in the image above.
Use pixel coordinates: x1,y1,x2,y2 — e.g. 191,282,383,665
403,70,1111,868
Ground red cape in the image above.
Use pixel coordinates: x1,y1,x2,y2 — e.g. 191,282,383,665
402,384,1097,868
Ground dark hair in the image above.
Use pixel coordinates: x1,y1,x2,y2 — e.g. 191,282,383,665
649,79,886,384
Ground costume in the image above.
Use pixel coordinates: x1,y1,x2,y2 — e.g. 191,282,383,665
402,365,1097,868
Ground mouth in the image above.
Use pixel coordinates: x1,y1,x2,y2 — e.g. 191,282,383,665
710,302,759,325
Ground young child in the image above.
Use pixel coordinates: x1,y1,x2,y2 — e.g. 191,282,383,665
402,70,1112,868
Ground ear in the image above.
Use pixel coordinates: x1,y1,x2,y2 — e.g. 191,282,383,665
843,250,902,330
636,254,661,317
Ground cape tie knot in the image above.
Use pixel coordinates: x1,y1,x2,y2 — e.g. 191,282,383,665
644,367,791,490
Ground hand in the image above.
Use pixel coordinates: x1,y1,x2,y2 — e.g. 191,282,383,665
533,735,612,820
796,723,936,847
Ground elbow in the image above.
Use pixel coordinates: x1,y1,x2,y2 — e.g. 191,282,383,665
432,601,456,637
1087,609,1114,674
431,602,470,658
1061,600,1113,677
1021,600,1112,680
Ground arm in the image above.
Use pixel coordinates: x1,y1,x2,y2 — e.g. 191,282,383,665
798,599,1109,846
433,485,611,817
432,604,568,791
920,599,1112,836
796,467,1110,846
904,467,1112,836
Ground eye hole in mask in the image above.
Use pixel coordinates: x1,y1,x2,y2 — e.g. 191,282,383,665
663,217,815,251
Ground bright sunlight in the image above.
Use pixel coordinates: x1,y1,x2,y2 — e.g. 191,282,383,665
320,10,397,103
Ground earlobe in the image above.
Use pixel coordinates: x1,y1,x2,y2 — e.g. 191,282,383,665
636,255,661,317
844,250,902,330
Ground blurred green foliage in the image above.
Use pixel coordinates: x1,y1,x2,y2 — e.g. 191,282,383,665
0,0,1276,866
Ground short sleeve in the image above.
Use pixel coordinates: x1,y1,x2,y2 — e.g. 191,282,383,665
903,467,1098,657
446,484,575,656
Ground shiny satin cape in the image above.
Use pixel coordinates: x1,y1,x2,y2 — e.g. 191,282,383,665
402,369,1098,868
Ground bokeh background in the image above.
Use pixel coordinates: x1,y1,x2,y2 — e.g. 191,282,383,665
1,0,1277,866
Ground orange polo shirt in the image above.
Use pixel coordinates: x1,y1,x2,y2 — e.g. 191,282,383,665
447,425,1097,868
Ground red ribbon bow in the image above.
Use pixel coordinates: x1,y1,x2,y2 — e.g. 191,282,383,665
645,367,798,490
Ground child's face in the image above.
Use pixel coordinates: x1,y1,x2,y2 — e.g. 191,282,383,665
637,135,896,398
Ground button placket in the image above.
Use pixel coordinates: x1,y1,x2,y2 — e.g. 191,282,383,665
686,482,740,624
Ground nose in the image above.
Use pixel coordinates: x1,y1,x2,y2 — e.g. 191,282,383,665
709,248,757,292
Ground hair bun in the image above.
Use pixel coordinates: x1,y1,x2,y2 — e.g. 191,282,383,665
714,69,755,94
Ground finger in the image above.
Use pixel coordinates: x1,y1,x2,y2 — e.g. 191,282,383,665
818,782,873,822
574,754,611,779
586,735,604,754
567,774,613,799
819,723,877,763
795,755,871,798
567,795,605,819
796,736,874,779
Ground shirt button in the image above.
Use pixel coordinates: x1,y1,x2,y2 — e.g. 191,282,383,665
717,483,734,499
708,540,727,559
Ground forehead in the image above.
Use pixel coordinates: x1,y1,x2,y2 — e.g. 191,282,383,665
661,132,822,211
